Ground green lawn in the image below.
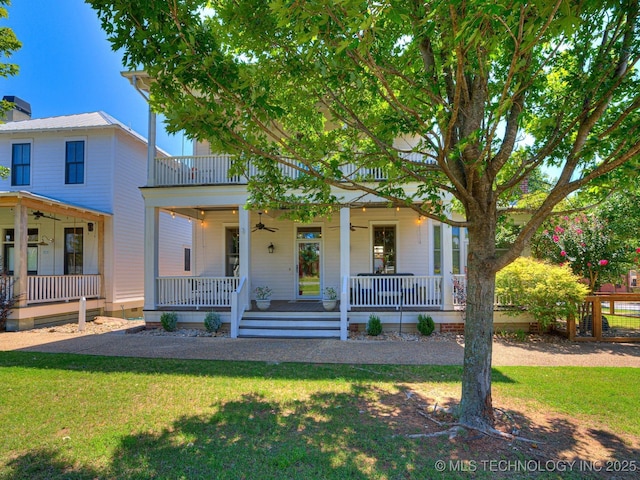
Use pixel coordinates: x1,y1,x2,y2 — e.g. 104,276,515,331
1,352,638,479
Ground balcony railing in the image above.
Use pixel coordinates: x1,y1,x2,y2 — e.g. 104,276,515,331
152,152,434,187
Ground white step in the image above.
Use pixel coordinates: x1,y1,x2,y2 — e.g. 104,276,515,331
237,328,340,338
241,319,340,329
238,315,341,338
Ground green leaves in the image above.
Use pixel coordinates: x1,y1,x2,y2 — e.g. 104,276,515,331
88,0,640,246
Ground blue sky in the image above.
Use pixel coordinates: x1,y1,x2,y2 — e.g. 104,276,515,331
2,0,188,155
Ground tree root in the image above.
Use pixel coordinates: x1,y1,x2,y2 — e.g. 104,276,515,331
412,407,543,444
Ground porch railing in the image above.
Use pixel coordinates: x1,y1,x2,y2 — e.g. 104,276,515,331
349,275,442,308
156,276,241,307
27,275,101,304
153,152,435,187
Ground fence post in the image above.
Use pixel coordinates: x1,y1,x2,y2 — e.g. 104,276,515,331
567,313,576,341
593,296,602,340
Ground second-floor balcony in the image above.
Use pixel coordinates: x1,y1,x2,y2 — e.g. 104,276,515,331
151,153,434,187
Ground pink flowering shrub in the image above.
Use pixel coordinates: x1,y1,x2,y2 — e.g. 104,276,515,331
533,214,628,292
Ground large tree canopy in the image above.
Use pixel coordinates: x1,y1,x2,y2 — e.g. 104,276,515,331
90,0,640,431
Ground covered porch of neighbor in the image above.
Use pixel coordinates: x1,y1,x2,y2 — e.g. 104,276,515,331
1,191,109,331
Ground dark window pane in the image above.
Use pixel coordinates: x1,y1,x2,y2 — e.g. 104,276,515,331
11,143,30,186
65,141,85,184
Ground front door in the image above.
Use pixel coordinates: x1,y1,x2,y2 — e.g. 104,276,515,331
296,227,321,299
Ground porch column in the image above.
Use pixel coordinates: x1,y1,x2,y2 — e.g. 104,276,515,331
97,217,105,301
441,223,454,310
147,106,157,187
339,207,350,340
144,206,159,310
13,203,28,307
238,206,251,306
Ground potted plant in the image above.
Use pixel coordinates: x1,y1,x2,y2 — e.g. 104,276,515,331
322,287,338,311
254,286,272,310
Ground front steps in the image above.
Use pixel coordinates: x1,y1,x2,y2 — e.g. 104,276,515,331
238,311,341,338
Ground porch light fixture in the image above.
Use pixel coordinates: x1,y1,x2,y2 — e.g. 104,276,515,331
38,235,54,246
171,211,176,219
268,242,275,254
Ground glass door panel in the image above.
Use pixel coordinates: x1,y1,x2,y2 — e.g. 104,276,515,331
297,241,320,298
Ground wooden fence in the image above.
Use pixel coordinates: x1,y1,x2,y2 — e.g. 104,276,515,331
567,293,640,342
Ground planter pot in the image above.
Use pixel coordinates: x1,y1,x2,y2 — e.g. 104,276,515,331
322,299,337,311
256,299,271,311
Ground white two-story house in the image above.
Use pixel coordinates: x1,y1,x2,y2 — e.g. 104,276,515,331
123,73,523,341
0,98,191,330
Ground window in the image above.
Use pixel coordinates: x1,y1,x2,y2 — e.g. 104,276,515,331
11,143,31,186
4,228,38,274
433,224,442,274
65,140,85,184
372,225,396,274
184,247,191,272
452,227,461,274
64,227,83,274
225,228,240,276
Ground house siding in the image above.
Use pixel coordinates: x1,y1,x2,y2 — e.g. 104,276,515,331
158,213,193,276
110,130,146,303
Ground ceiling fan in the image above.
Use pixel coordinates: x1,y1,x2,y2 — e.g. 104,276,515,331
33,211,60,221
252,212,278,233
331,223,368,231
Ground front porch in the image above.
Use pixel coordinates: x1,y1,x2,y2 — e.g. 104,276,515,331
145,272,467,339
1,191,109,331
141,181,465,339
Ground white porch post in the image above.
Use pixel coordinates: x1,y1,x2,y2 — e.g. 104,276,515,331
441,223,454,310
147,107,157,187
238,206,251,307
13,203,28,307
339,207,350,340
143,206,159,310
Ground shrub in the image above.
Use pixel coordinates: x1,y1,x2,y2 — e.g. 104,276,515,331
417,314,435,336
204,311,222,333
496,257,589,328
0,274,18,331
366,314,382,336
160,312,178,332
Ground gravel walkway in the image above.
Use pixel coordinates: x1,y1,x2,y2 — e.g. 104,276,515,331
1,317,639,367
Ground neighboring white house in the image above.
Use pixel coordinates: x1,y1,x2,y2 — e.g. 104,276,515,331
0,99,191,330
124,73,528,340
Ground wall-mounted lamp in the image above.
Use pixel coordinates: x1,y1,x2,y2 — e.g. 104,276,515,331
38,235,54,246
88,222,94,232
268,243,275,254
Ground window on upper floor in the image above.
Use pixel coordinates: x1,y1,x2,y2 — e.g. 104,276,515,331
11,143,31,186
65,140,85,184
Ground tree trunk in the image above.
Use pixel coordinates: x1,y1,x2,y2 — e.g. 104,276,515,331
459,219,497,430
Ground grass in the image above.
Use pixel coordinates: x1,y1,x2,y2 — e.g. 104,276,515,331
1,352,639,479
